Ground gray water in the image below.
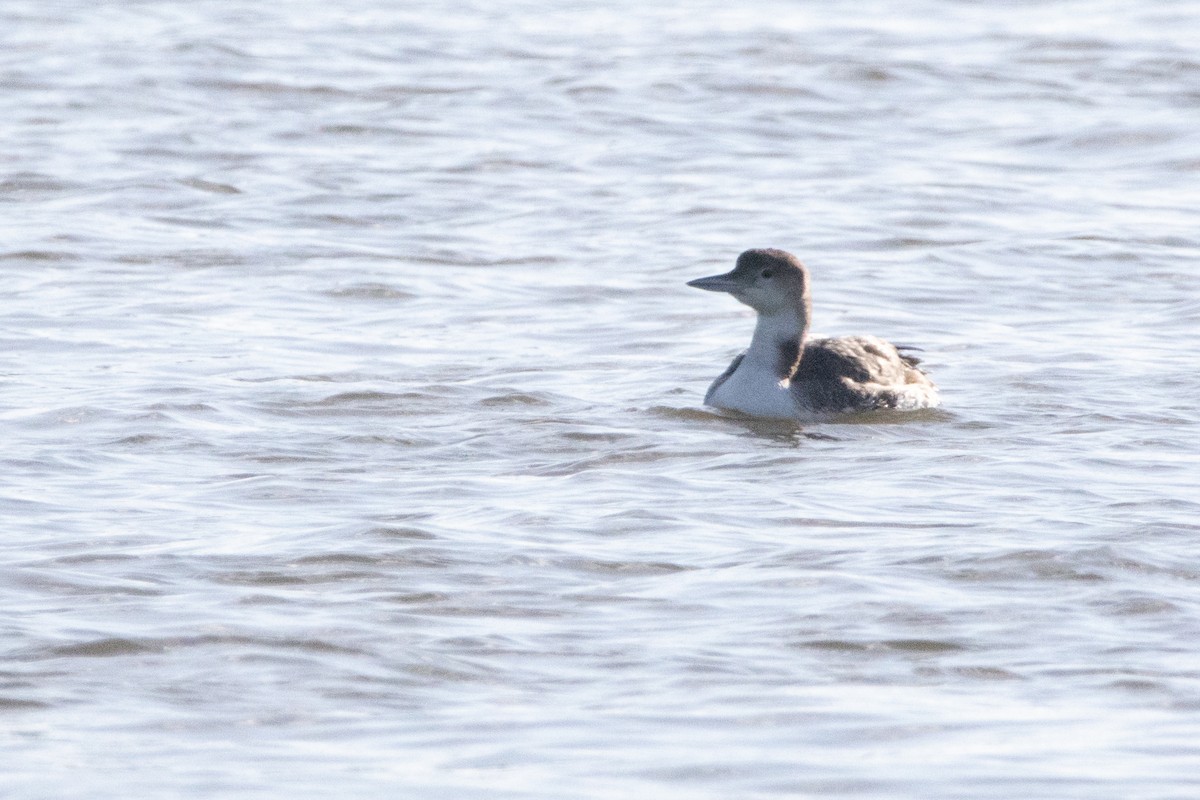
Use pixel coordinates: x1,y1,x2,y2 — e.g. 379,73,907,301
4,1,1200,797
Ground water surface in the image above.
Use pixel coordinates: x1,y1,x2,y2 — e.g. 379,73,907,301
3,1,1200,797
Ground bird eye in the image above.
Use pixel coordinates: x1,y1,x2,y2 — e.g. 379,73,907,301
761,269,773,278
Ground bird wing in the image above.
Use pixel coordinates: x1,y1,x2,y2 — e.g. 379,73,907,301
792,336,933,410
704,352,745,404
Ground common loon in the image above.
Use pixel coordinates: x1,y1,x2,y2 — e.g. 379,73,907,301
688,248,939,419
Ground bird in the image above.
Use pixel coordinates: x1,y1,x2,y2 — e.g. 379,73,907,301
687,248,939,420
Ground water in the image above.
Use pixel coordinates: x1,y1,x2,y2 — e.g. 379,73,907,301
4,1,1200,796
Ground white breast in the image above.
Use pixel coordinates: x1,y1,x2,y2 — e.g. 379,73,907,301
706,357,801,419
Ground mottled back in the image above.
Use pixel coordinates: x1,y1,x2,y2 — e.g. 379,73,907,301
792,335,935,411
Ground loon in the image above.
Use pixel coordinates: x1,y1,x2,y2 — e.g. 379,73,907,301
688,248,939,419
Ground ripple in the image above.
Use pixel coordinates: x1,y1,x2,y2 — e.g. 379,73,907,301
178,177,241,195
324,283,416,300
477,391,554,407
42,638,160,659
558,557,694,576
0,697,51,709
0,250,79,262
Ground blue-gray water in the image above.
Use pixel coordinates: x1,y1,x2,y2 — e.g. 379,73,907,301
4,1,1200,797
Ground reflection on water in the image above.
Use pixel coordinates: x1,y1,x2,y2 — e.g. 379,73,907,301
3,0,1200,797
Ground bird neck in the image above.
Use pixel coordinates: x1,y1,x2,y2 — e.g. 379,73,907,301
747,306,809,382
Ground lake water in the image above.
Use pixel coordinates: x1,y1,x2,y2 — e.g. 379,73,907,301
4,1,1200,796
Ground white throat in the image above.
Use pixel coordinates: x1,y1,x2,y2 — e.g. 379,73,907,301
705,308,806,419
746,309,804,372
